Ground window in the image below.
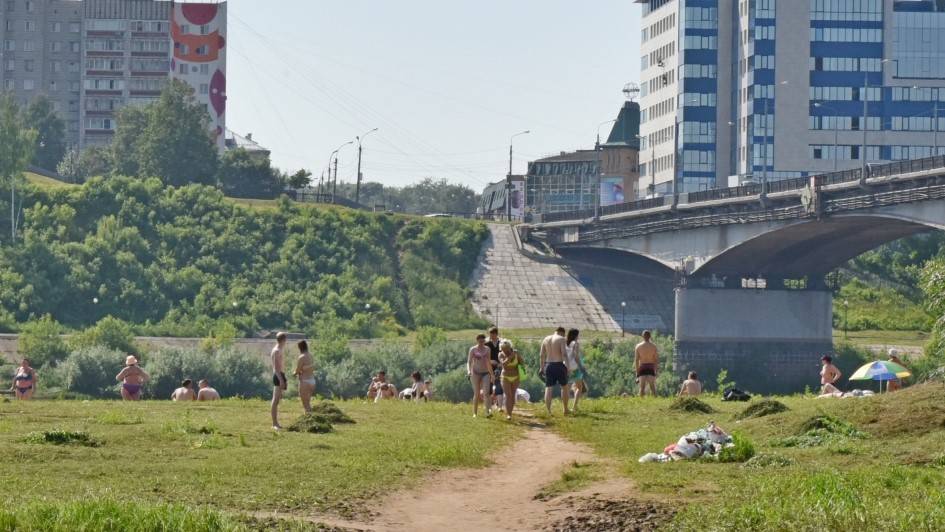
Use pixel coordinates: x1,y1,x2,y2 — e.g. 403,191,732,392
196,45,209,56
680,92,716,106
23,79,34,90
84,78,124,90
50,60,61,73
49,41,63,52
23,40,34,52
682,121,716,143
684,35,717,49
4,59,13,71
4,0,13,12
131,20,168,33
682,150,715,172
810,27,882,43
811,0,882,22
810,56,883,72
4,20,11,31
179,62,187,74
50,22,62,33
25,0,33,12
67,61,79,73
129,77,167,91
3,80,13,91
86,19,126,32
49,80,57,91
85,117,115,130
754,55,775,70
69,81,80,91
131,59,169,72
86,58,124,71
755,0,775,18
684,7,717,29
23,59,34,72
179,44,190,55
681,64,717,78
86,39,125,52
3,40,14,51
131,39,169,53
199,24,210,35
200,64,209,75
70,41,80,52
199,83,209,95
754,25,776,40
24,20,35,32
180,24,190,34
69,22,80,33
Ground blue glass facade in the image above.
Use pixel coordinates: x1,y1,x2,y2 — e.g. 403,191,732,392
679,0,719,191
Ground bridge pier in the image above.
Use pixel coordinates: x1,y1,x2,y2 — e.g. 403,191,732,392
674,287,833,394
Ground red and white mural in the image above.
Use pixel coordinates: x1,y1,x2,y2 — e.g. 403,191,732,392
170,2,227,148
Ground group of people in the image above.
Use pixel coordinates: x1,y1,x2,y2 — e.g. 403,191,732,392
366,370,432,402
270,333,318,430
170,379,220,401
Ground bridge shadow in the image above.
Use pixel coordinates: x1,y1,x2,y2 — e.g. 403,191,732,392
555,248,676,334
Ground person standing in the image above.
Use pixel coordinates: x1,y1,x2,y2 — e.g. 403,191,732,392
539,327,570,415
12,359,36,401
116,356,149,401
887,349,908,392
566,329,588,413
467,334,493,417
197,379,220,401
498,340,524,420
820,355,842,394
171,379,196,401
484,326,502,410
634,331,659,397
271,332,288,430
295,340,316,414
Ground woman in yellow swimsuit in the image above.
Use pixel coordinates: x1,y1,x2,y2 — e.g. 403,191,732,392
498,340,524,420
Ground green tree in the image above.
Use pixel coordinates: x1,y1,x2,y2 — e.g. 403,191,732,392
287,168,313,189
57,146,111,183
111,104,150,177
137,80,218,186
24,95,66,171
217,148,282,198
18,315,69,367
0,92,37,243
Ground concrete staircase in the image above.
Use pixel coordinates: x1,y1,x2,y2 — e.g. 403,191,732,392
469,225,675,332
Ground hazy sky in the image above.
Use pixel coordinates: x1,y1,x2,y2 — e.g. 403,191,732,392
225,1,641,189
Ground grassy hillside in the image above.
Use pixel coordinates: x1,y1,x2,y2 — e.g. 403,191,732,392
0,175,488,337
550,383,945,530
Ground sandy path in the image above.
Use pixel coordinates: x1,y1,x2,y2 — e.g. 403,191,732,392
256,419,630,532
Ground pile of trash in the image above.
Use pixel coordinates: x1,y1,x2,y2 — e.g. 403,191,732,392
817,388,875,399
639,422,733,463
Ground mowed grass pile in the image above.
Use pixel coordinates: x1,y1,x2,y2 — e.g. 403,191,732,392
0,399,518,523
551,384,945,530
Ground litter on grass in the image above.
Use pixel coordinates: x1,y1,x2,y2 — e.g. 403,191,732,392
639,422,733,463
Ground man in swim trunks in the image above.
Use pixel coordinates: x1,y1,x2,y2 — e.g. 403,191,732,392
171,379,196,401
634,330,659,397
116,355,149,401
271,332,288,430
294,340,316,414
484,326,502,408
197,379,220,401
539,327,570,415
12,359,36,401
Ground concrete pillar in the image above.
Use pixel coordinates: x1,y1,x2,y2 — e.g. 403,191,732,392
674,287,833,394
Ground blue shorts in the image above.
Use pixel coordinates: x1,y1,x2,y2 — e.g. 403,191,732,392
544,362,568,387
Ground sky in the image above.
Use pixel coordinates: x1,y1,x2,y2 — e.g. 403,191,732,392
224,0,642,190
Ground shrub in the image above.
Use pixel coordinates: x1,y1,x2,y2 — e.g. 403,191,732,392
146,347,267,399
433,367,474,403
24,429,100,447
17,315,69,367
0,308,16,333
58,346,124,398
70,316,138,354
718,433,755,463
414,326,448,354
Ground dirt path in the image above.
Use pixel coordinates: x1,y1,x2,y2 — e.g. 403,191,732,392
255,418,642,531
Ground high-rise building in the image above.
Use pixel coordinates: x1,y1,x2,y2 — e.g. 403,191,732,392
0,0,226,152
636,0,945,195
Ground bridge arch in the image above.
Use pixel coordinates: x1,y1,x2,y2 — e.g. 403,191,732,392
694,213,944,278
559,245,678,278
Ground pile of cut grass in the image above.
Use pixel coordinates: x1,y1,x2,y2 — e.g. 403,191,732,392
771,414,867,448
312,401,355,424
23,430,100,447
669,397,715,414
287,413,334,434
742,453,796,470
736,399,789,420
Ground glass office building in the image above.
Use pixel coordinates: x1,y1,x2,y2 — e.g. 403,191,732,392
636,0,945,194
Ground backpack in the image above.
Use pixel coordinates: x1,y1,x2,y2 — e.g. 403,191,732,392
722,387,752,402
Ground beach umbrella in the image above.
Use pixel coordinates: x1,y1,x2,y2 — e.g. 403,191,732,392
849,360,911,392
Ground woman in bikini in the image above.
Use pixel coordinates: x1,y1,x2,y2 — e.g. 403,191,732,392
12,359,36,400
566,329,589,413
294,340,316,414
116,355,149,401
467,334,493,417
498,340,524,420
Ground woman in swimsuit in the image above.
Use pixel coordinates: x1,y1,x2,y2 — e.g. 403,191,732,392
467,334,493,417
498,340,524,420
294,340,316,414
116,355,149,401
566,329,589,413
12,359,36,401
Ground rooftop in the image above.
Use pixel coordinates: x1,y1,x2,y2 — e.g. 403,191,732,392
224,129,270,155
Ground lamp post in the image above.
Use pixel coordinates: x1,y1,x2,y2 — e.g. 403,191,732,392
842,299,849,339
813,102,840,171
596,119,617,219
620,301,627,337
328,141,353,203
508,130,530,222
355,128,379,206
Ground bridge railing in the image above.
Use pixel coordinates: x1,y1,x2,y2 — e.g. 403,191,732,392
532,155,945,224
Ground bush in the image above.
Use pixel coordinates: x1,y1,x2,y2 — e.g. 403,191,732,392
24,429,100,447
17,315,69,367
433,367,475,403
58,346,124,398
414,326,448,354
146,347,267,399
70,316,138,354
718,433,755,463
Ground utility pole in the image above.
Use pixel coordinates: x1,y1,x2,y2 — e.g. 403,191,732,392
332,155,339,202
355,128,379,206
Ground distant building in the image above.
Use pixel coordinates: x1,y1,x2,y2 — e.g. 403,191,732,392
526,101,640,215
0,0,227,152
479,175,524,220
225,129,270,160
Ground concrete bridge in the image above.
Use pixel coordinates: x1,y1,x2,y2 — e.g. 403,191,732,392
523,156,945,392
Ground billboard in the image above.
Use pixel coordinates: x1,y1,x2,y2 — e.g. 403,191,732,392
600,176,625,207
510,179,525,219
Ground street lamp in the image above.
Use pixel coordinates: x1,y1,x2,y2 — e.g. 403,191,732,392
507,130,530,222
813,103,840,171
355,128,379,206
596,119,617,219
842,299,849,339
328,141,354,203
620,301,627,337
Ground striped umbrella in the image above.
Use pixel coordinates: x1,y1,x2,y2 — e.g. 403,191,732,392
849,360,911,383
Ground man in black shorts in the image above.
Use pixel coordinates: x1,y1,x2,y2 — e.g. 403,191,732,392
539,326,570,415
484,326,503,407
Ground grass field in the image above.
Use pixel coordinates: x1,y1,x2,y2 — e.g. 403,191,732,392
833,329,930,349
0,398,518,528
547,384,945,530
25,172,78,190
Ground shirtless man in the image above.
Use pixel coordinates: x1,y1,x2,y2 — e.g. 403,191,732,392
171,379,196,401
294,340,316,414
271,332,288,430
116,355,149,401
678,372,702,397
197,379,220,401
820,355,842,394
367,371,388,400
634,330,659,397
539,327,570,415
375,382,397,402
